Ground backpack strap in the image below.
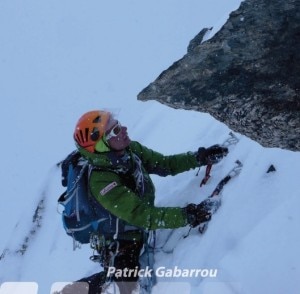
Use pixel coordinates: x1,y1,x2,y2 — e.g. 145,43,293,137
87,165,122,239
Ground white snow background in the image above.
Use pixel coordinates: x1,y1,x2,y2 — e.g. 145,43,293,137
0,1,299,293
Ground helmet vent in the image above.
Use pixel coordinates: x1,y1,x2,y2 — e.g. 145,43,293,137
75,133,81,143
90,127,100,141
93,116,101,123
85,127,89,142
79,130,85,143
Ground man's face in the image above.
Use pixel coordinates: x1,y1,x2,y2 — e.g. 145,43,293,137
105,118,131,151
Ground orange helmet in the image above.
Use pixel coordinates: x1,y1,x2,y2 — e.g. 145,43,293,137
74,110,111,152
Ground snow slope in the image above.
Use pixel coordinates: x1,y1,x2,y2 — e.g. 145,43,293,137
1,1,300,293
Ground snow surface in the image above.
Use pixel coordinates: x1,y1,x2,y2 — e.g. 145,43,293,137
1,1,300,293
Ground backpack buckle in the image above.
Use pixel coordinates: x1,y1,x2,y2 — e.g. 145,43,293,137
90,233,107,251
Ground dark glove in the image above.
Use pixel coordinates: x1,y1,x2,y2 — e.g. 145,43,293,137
183,197,221,228
196,144,228,166
183,203,212,228
197,196,221,215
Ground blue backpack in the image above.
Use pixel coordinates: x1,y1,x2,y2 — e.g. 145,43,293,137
58,151,119,246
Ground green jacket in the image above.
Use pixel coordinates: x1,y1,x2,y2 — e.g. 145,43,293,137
79,141,200,231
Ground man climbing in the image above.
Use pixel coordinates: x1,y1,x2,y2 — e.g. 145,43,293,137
61,110,228,294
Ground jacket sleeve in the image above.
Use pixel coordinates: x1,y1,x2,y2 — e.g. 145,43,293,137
130,141,200,176
90,170,188,230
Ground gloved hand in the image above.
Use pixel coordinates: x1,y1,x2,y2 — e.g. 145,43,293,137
197,196,221,214
183,197,221,227
196,144,228,166
183,203,211,228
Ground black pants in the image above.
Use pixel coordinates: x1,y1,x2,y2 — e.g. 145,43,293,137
103,239,143,294
60,240,143,294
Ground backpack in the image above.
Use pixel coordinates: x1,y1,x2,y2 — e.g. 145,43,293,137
58,150,120,246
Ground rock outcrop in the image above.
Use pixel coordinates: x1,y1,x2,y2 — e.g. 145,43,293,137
138,0,300,151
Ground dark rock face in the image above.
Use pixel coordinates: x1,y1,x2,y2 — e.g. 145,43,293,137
138,0,300,151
